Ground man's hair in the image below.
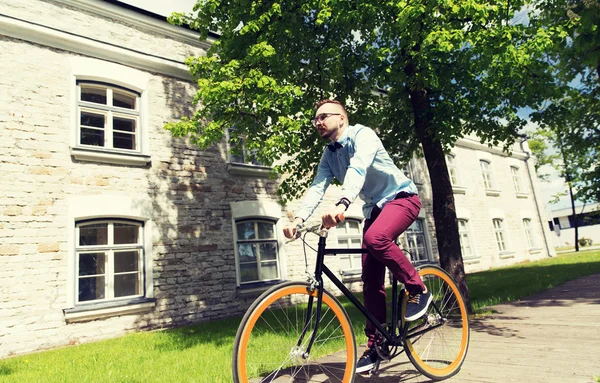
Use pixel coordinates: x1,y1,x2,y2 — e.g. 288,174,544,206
314,99,347,116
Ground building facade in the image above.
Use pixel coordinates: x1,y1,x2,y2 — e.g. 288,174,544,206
0,0,554,358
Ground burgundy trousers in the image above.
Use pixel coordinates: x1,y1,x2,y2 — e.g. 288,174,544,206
362,192,425,347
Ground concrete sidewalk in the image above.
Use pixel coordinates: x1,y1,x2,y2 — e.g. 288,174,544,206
355,274,600,383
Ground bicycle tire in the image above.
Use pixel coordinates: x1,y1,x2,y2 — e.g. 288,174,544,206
404,265,470,380
232,281,357,383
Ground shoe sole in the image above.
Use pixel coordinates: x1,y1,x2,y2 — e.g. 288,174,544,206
356,362,376,374
404,293,433,322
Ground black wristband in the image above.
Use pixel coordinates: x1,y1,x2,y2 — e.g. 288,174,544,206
335,198,351,211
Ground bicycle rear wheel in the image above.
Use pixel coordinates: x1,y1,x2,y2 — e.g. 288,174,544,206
232,281,356,383
404,265,470,380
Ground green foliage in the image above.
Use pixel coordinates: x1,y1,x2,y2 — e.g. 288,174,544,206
531,0,600,203
165,0,556,204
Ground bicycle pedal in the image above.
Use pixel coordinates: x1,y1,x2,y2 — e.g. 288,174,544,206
369,359,381,376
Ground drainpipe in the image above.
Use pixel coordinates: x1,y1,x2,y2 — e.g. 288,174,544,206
520,137,554,257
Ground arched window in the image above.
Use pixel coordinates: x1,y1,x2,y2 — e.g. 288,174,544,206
75,219,144,303
480,160,493,189
235,219,280,284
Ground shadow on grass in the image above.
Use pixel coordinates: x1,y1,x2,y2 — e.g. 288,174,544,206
0,365,13,376
153,315,242,352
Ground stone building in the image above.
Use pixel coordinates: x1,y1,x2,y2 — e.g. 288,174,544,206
0,0,554,358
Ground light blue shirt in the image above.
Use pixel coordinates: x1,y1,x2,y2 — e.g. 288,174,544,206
295,123,418,220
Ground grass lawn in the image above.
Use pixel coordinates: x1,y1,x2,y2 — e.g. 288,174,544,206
1,250,599,383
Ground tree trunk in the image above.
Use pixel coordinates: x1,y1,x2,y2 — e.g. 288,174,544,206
410,88,472,313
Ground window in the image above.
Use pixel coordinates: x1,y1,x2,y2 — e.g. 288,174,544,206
76,220,144,304
405,219,429,263
236,220,280,284
511,166,522,193
446,154,458,186
492,219,507,252
77,82,140,152
480,160,493,189
523,218,536,248
336,219,362,272
402,159,421,184
457,219,473,257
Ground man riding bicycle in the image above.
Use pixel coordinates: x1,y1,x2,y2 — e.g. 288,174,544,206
283,99,432,373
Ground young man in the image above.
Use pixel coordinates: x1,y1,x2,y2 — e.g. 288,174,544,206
283,99,432,373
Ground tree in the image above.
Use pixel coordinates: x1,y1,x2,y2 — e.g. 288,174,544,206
528,124,589,251
167,0,557,312
531,0,600,202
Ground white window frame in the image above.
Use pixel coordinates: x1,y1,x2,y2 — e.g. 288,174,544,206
523,218,536,248
405,218,430,263
65,194,155,323
480,160,493,189
457,219,474,258
75,220,144,304
446,154,459,186
492,218,507,252
77,82,141,152
69,57,150,166
336,218,363,275
511,166,522,193
230,201,286,289
226,129,271,177
235,219,281,285
402,158,422,184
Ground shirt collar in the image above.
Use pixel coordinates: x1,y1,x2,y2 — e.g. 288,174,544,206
326,125,350,152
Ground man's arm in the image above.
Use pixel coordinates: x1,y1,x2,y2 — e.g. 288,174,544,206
294,151,334,222
340,126,379,202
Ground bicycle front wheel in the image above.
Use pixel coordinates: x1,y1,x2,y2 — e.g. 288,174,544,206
232,282,356,383
405,265,470,380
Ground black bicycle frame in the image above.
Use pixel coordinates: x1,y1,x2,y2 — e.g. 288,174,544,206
298,235,405,355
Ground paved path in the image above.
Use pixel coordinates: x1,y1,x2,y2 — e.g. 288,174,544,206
355,274,600,383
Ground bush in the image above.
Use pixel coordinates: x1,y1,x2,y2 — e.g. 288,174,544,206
578,237,594,247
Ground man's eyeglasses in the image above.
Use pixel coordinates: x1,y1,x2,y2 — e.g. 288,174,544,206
310,113,341,126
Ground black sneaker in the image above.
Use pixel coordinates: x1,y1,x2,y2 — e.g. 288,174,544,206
405,290,433,322
356,347,380,373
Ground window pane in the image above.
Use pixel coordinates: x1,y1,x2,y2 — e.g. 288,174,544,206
79,252,105,276
79,224,108,246
260,243,277,261
237,222,256,240
114,251,139,273
114,117,136,133
78,276,105,301
257,222,274,239
113,132,136,150
114,223,139,244
337,239,349,247
350,238,361,248
81,128,104,147
238,243,256,263
260,261,279,280
81,112,105,128
348,220,360,231
80,86,107,104
113,91,136,109
114,274,140,297
240,263,258,283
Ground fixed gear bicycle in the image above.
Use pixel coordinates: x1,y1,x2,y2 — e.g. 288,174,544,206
232,221,470,382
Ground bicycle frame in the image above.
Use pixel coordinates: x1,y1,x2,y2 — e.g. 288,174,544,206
297,234,406,356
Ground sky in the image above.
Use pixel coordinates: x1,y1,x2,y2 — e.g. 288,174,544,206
118,0,571,213
117,0,197,16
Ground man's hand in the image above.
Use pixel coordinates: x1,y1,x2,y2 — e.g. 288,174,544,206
283,217,304,239
321,204,346,229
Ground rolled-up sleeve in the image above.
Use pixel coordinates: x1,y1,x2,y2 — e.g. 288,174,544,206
340,127,379,202
294,152,334,221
